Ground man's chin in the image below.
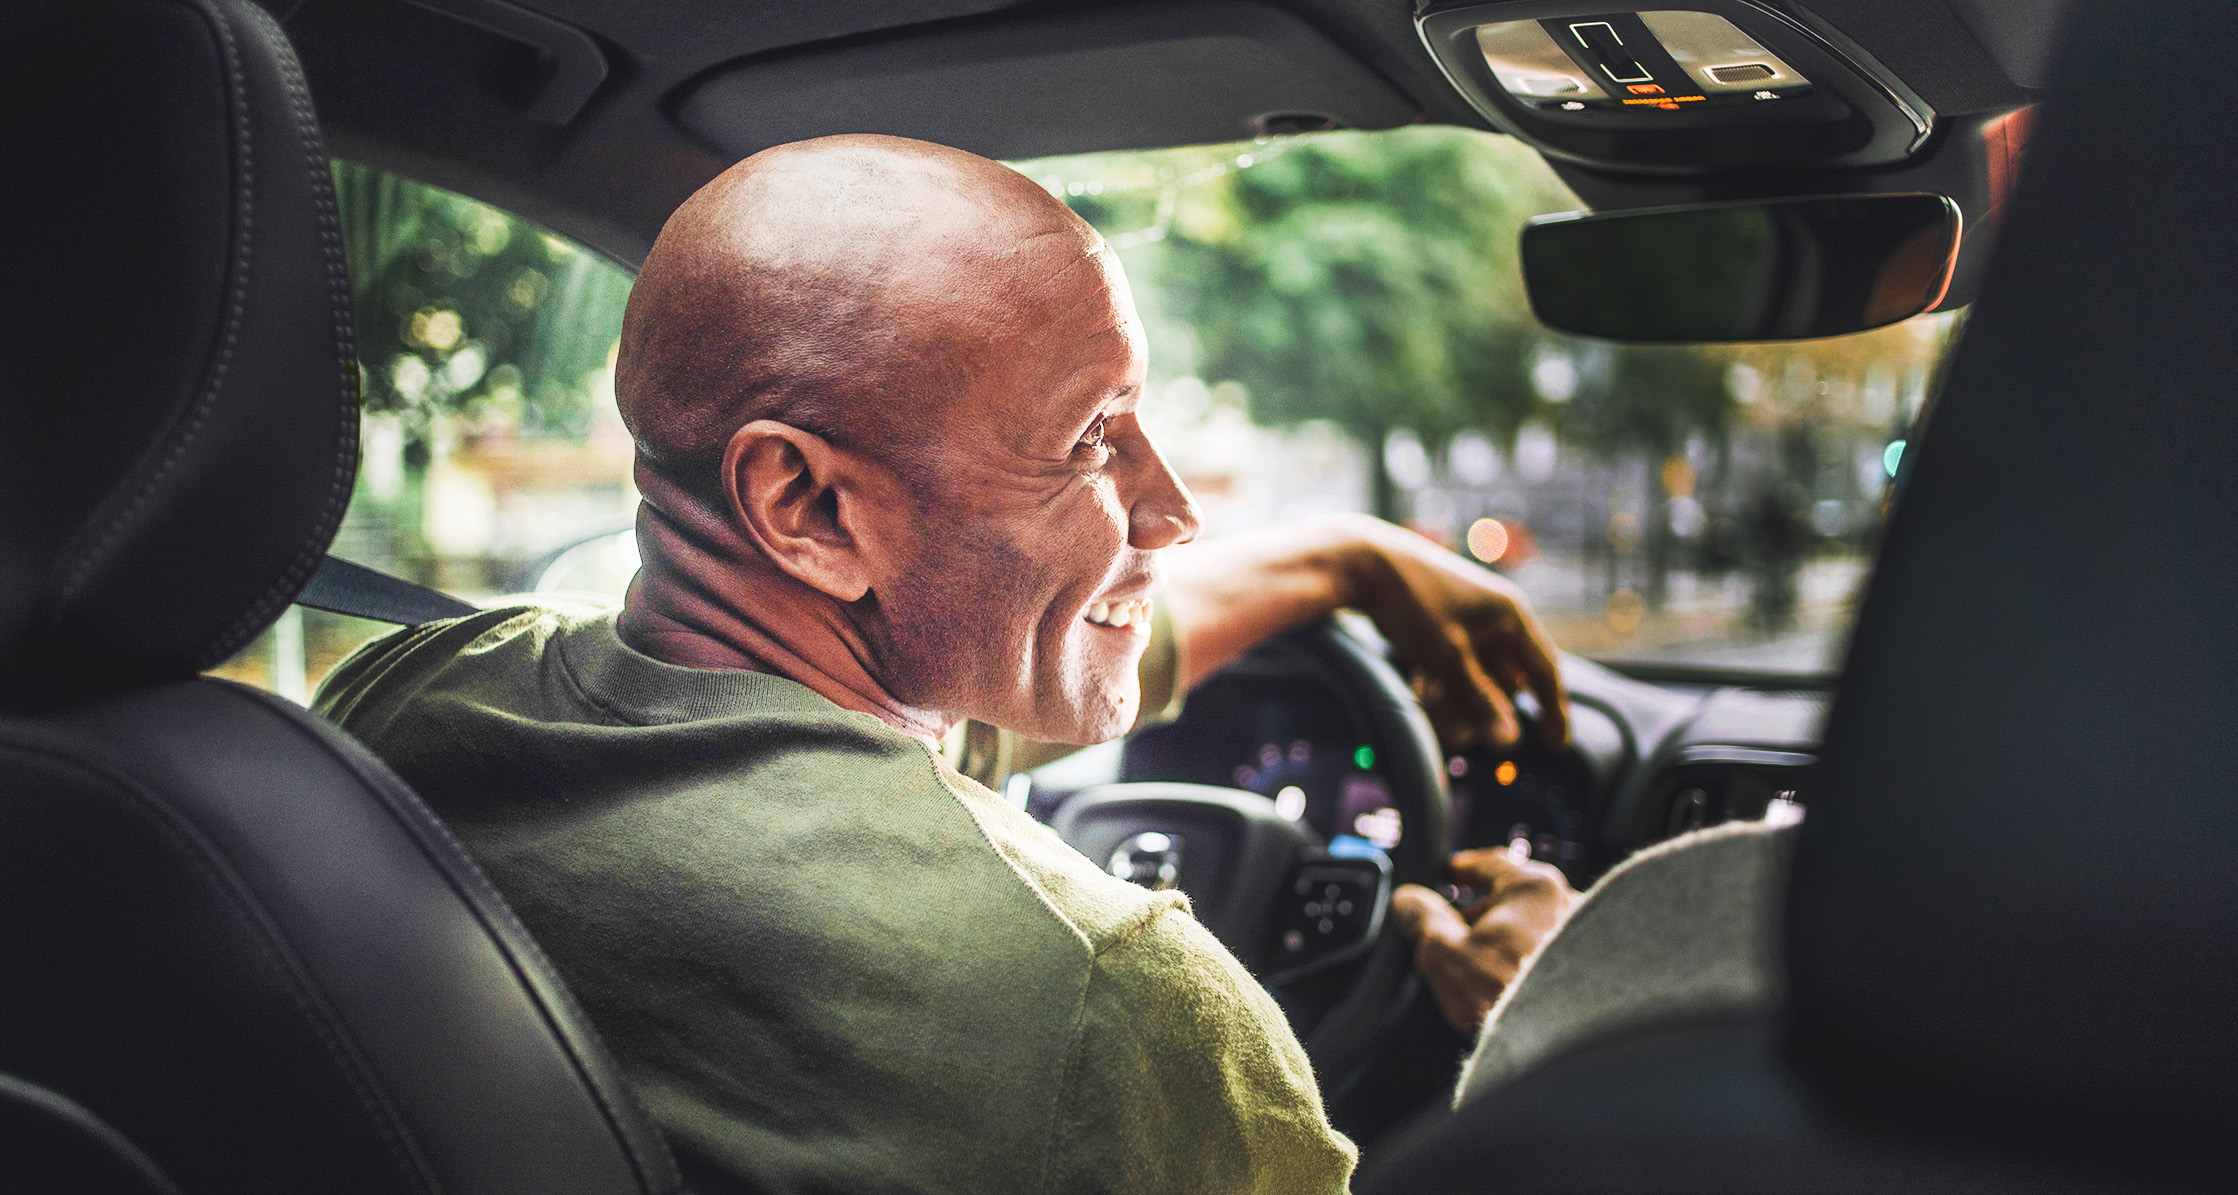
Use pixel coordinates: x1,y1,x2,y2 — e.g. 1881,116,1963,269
1022,678,1138,747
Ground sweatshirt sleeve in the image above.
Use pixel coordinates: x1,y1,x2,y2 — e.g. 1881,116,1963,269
1041,904,1357,1195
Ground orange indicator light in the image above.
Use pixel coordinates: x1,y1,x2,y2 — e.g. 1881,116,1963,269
1626,83,1665,95
1495,760,1519,786
1621,94,1706,105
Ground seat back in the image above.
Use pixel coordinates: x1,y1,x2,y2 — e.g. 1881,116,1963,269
0,3,682,1191
1786,0,2238,1170
1368,0,2234,1188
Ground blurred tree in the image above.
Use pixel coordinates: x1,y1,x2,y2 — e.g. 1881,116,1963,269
1038,128,1576,519
330,162,633,447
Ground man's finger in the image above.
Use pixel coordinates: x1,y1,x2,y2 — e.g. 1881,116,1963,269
1439,623,1519,748
1525,658,1569,751
1391,883,1470,949
1509,616,1570,749
1446,846,1529,890
1393,886,1498,1031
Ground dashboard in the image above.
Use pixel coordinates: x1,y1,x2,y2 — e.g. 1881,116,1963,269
1024,622,1828,888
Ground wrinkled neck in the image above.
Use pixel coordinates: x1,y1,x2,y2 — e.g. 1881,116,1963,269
616,465,953,742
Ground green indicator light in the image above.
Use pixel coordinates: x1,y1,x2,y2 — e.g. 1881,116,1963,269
1353,745,1376,770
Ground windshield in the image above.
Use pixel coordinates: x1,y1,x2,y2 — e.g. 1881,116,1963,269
1016,126,1962,677
212,129,1960,698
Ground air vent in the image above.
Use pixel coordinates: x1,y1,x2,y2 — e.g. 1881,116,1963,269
1708,62,1775,83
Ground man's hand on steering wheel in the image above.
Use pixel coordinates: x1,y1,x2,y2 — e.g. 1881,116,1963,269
1348,517,1570,754
1392,848,1578,1034
1166,514,1570,756
1161,515,1581,1044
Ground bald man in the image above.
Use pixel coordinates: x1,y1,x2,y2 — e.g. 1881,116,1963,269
317,135,1574,1194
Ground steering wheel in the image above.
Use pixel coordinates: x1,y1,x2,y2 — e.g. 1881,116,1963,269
1050,617,1451,1098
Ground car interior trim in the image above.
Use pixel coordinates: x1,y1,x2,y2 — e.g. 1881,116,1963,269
397,0,609,126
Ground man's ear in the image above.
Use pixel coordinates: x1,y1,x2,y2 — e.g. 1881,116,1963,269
719,419,880,602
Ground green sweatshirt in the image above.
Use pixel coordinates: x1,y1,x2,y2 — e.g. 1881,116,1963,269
314,601,1355,1195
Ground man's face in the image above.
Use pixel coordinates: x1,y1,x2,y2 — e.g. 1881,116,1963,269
866,246,1198,744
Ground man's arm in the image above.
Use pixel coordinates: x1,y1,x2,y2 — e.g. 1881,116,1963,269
1046,903,1357,1195
1161,512,1569,751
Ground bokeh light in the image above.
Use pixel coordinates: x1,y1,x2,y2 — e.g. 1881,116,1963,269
1354,806,1403,849
1467,517,1511,563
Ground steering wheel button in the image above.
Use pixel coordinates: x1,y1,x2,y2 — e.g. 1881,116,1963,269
1283,929,1306,952
1337,900,1354,915
1318,918,1335,934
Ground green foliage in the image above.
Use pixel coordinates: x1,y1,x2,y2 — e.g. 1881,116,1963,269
1029,128,1742,511
1066,128,1573,444
330,162,633,443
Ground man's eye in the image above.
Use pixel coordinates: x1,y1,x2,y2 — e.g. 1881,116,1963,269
1079,416,1110,452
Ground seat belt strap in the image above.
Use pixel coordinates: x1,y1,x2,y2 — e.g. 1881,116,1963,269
296,556,478,625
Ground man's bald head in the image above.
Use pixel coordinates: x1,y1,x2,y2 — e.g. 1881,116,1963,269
616,134,1105,494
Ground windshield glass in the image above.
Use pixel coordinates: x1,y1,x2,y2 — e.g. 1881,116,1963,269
213,130,1961,698
1015,126,1961,677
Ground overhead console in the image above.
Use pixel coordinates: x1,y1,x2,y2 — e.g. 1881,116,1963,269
671,1,1415,165
1418,1,1935,172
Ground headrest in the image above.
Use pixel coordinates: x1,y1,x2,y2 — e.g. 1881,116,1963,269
0,0,357,710
1787,0,2237,1172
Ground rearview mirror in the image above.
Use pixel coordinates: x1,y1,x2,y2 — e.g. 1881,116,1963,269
1521,194,1960,342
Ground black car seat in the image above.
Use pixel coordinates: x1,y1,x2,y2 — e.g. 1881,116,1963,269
1367,0,2234,1190
0,2,685,1192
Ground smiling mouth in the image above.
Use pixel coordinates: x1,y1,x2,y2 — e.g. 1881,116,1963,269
1084,599,1152,631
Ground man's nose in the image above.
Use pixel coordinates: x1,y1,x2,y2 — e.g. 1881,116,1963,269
1127,429,1201,550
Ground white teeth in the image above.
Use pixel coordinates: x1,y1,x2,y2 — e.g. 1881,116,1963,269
1085,599,1151,629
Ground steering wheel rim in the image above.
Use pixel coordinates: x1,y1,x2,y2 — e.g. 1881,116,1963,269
1294,616,1451,884
1283,616,1450,1095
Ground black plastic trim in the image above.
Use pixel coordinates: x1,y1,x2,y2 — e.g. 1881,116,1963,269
396,0,608,126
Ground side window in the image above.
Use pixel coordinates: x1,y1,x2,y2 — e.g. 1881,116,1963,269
208,162,637,700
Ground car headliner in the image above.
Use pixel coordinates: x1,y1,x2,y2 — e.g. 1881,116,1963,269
0,0,2064,288
114,0,2061,274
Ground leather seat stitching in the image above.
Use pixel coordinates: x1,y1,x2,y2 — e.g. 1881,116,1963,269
0,728,443,1194
51,0,255,616
203,0,360,666
229,683,684,1194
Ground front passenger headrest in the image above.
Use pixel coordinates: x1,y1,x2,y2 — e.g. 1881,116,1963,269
1787,0,2238,1173
0,0,357,710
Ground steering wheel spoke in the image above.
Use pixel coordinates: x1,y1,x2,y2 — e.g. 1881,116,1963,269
1263,846,1391,985
1050,782,1313,971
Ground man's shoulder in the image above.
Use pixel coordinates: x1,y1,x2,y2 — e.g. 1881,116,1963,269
924,759,1187,953
314,601,595,729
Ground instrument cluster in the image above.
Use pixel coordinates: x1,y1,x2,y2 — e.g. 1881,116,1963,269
1119,670,1604,886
